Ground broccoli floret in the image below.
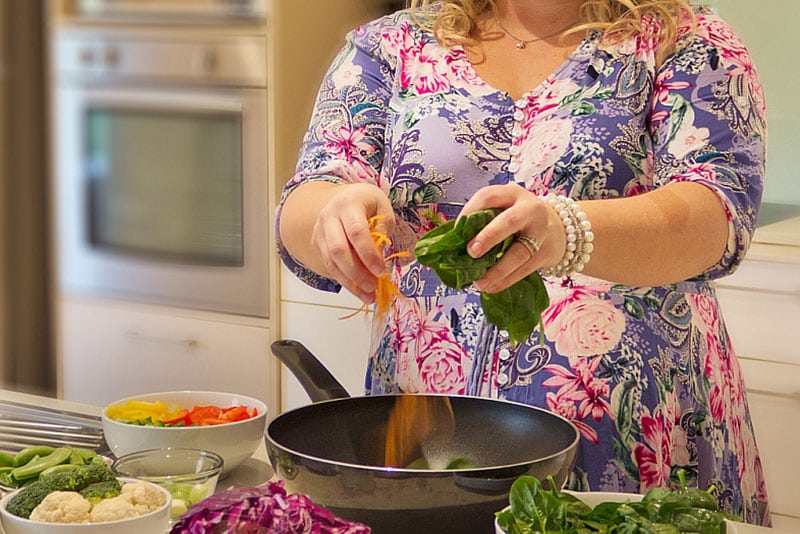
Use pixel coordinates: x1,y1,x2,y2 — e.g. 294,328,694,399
40,462,115,492
37,471,84,492
79,479,122,503
75,462,116,484
5,480,52,518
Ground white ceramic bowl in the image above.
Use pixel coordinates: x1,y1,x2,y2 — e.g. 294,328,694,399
0,478,170,534
102,391,267,475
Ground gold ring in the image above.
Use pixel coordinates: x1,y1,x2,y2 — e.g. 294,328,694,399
516,232,541,257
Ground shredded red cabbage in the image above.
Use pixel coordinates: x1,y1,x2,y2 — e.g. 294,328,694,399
169,480,371,533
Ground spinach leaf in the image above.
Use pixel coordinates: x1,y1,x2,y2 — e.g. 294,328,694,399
414,209,549,346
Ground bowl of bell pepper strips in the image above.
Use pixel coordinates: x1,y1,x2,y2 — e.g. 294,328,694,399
102,391,267,476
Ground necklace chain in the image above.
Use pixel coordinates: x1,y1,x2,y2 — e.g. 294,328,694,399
495,18,575,49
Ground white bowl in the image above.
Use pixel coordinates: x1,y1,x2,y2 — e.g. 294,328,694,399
0,478,170,534
102,390,267,475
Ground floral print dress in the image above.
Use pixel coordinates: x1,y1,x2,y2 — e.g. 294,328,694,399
276,7,770,526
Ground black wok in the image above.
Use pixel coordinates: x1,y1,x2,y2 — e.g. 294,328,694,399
267,339,580,534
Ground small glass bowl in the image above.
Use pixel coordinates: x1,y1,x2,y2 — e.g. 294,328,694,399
111,447,223,523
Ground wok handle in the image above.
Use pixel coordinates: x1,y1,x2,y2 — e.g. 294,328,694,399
270,339,352,402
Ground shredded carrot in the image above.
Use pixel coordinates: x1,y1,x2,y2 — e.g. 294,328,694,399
340,215,408,320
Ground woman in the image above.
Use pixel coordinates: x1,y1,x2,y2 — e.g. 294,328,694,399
277,0,770,525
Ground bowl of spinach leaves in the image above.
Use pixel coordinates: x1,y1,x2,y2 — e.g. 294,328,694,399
495,472,740,534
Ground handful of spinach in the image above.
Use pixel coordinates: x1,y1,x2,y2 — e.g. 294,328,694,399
413,209,549,346
496,472,738,534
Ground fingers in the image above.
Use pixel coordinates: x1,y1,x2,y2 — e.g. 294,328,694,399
462,185,556,293
473,237,541,294
314,219,377,303
313,184,396,303
464,186,547,254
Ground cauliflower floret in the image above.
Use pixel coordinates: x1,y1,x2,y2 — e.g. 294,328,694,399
29,491,91,523
86,481,166,523
120,481,167,514
87,494,138,523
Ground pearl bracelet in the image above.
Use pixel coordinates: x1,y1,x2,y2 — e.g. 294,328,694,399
540,194,594,278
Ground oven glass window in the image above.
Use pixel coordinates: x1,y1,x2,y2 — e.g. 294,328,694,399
85,108,243,265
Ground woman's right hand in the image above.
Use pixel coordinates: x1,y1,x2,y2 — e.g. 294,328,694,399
281,181,395,304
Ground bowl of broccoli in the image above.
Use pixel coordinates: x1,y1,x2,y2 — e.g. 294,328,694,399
0,461,170,534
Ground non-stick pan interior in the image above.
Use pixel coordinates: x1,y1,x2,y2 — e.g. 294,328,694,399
267,394,577,469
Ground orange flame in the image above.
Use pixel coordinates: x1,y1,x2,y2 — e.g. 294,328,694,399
384,395,455,468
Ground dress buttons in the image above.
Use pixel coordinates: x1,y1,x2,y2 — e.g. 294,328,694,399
497,373,509,386
508,161,519,173
509,144,520,156
513,109,524,121
499,348,511,360
514,98,527,109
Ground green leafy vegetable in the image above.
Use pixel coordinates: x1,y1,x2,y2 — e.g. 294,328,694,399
495,472,737,534
79,479,123,503
414,209,549,345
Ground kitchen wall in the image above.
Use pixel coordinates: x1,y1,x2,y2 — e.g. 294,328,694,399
40,0,397,409
712,0,800,207
0,1,6,389
0,0,55,396
268,0,402,202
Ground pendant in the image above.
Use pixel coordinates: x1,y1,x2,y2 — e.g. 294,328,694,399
515,41,526,49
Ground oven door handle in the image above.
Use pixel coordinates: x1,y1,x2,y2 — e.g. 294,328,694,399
82,91,245,115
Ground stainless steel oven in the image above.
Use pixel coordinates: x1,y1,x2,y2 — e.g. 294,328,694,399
52,30,269,317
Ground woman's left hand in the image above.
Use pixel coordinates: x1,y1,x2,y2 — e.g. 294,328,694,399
460,184,565,293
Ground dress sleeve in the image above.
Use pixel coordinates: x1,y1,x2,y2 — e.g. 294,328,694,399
275,16,396,293
649,12,767,280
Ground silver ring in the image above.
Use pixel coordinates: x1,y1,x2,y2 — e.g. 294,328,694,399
516,232,541,257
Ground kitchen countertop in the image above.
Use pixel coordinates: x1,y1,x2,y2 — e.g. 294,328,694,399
0,389,788,533
0,388,273,534
748,203,800,263
0,389,274,489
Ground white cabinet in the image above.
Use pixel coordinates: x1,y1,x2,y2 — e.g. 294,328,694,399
58,296,275,409
278,266,370,412
715,256,800,531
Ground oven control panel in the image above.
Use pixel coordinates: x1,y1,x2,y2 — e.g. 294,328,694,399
53,33,267,87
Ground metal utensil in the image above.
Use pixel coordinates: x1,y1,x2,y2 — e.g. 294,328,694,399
0,399,109,454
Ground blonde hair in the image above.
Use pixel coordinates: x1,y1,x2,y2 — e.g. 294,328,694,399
408,0,696,65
